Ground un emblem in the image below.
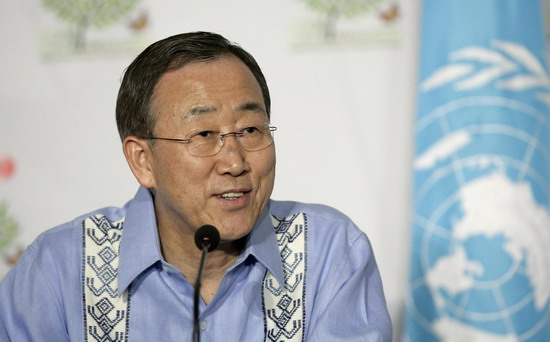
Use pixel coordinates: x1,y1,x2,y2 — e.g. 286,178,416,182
409,40,550,341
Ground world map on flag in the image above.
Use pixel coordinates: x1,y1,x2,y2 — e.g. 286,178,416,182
408,41,550,342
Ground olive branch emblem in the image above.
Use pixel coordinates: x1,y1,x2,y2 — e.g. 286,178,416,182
420,40,550,106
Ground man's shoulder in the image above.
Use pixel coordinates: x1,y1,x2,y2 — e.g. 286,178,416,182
269,200,375,286
27,205,128,257
269,199,364,241
270,199,348,220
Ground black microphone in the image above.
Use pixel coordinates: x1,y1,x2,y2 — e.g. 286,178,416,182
193,225,220,342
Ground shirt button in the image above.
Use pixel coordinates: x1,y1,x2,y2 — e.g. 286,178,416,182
200,321,207,330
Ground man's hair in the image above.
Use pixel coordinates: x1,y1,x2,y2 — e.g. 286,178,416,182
115,31,271,140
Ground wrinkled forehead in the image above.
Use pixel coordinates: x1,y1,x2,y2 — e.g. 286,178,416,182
151,57,267,126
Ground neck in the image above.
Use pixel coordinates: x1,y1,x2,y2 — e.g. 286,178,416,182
157,220,246,304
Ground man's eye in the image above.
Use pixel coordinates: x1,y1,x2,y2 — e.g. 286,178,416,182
195,131,214,138
242,126,259,135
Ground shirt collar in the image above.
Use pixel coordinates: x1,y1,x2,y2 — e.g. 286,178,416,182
235,201,285,286
117,188,285,294
118,187,163,295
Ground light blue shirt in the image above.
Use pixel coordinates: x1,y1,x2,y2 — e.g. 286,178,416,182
0,187,392,341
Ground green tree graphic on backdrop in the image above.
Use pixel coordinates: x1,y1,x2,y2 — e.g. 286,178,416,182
43,0,141,51
0,202,18,256
298,0,384,41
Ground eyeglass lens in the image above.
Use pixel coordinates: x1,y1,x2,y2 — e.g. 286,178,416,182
188,126,275,157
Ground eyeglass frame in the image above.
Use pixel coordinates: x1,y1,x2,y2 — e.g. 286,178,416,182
145,125,277,157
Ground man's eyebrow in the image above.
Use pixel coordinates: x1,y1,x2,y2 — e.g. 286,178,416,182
237,102,267,114
184,105,216,120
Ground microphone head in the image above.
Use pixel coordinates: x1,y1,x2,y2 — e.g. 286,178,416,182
194,224,221,252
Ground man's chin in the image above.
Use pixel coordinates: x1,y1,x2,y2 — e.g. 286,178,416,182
216,233,249,253
218,229,252,242
215,221,254,241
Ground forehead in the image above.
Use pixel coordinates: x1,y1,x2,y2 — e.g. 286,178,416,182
151,56,266,124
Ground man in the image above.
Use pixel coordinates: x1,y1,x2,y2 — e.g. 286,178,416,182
0,32,392,341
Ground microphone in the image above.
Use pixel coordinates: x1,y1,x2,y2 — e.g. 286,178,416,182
193,225,220,342
194,224,221,252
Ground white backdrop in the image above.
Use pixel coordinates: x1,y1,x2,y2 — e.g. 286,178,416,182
0,0,419,339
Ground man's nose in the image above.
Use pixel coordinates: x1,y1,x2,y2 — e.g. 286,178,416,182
215,134,249,176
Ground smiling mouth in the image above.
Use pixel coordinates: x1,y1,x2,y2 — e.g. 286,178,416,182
218,191,250,200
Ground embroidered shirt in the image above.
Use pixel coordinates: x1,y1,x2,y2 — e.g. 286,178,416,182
0,187,392,341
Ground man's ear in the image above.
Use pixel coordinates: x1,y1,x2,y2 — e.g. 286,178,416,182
123,136,156,188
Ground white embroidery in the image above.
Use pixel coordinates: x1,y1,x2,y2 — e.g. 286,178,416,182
263,213,307,342
83,215,129,342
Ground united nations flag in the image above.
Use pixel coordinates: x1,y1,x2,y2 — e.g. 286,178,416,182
404,1,550,341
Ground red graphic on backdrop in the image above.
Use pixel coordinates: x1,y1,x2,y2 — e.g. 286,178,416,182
0,156,15,180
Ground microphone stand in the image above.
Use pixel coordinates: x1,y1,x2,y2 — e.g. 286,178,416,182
192,225,220,342
193,242,211,342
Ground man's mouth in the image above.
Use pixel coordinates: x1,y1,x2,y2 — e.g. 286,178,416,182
219,192,245,200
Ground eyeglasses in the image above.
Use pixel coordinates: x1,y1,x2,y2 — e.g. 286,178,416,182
147,125,277,157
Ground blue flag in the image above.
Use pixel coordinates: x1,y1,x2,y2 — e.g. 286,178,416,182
405,1,550,341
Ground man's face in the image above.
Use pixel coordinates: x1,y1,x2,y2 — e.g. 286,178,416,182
145,56,275,242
